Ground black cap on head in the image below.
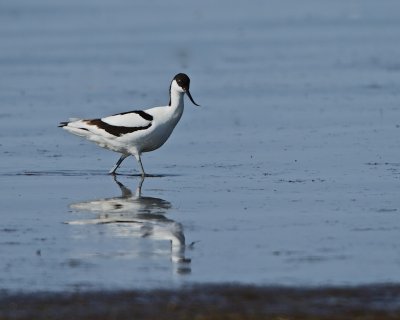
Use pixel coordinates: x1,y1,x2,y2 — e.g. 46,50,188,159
173,73,200,106
174,73,191,90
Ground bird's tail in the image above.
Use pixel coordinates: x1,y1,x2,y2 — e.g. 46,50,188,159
58,121,68,128
59,118,81,127
59,119,92,138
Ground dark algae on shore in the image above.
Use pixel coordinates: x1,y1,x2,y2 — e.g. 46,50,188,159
1,284,400,320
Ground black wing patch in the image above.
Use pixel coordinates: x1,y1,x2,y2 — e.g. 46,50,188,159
86,119,152,137
113,110,153,121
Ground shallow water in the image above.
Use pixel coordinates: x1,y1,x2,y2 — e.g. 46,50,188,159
1,0,400,291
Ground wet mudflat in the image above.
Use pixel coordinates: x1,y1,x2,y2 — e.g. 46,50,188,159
1,0,400,317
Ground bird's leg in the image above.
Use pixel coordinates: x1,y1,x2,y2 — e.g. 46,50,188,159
134,154,146,177
111,175,133,198
134,176,145,198
109,154,129,174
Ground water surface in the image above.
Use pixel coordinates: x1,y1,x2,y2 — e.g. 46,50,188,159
1,0,400,291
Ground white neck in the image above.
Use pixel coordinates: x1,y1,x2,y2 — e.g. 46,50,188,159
168,80,186,116
169,88,185,108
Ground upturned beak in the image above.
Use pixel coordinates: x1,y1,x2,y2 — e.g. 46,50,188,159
185,89,200,106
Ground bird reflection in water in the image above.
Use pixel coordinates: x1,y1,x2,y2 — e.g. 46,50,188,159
66,176,191,274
